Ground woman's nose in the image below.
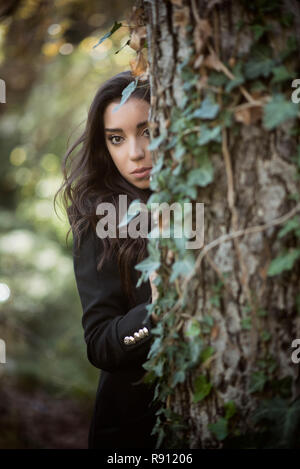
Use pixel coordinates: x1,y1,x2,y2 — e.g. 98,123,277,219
128,138,145,159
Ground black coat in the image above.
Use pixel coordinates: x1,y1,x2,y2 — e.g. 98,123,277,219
72,224,159,449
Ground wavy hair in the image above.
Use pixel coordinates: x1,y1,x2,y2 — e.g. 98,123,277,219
54,70,153,308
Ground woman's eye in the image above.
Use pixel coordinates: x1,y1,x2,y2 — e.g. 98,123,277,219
108,135,123,145
143,128,150,137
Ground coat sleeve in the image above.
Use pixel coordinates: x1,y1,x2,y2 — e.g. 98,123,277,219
72,224,155,372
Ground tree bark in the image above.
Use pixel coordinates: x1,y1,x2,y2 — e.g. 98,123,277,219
142,0,300,449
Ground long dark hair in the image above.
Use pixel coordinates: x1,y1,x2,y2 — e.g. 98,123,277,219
54,70,153,308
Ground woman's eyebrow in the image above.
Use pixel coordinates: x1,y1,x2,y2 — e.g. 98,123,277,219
104,121,148,132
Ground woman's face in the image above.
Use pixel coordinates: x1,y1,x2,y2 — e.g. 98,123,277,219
104,97,153,189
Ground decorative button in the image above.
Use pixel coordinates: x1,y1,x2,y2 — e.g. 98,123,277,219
123,330,149,346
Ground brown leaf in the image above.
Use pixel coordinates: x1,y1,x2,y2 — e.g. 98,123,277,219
211,324,219,340
129,28,146,51
234,106,262,125
203,51,222,71
129,50,148,77
128,6,144,32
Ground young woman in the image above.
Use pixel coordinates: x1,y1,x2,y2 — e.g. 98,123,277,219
55,70,161,449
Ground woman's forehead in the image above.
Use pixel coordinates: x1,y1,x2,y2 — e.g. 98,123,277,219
104,97,150,128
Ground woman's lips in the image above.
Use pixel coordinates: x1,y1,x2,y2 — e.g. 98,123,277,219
132,168,152,179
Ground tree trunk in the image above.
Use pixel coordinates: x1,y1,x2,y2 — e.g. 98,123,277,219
141,0,300,449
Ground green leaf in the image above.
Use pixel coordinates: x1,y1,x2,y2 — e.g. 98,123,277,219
185,319,201,337
172,370,186,387
197,125,221,145
249,370,267,393
244,44,275,79
148,130,168,151
267,249,300,276
208,417,228,440
225,62,244,92
93,21,122,48
241,316,252,330
193,374,212,403
187,158,214,187
192,94,219,120
135,257,160,275
224,401,236,420
251,396,300,448
278,216,300,238
261,330,271,342
207,71,228,87
170,254,195,282
112,79,138,112
263,94,299,130
200,346,214,363
250,24,271,41
271,65,292,84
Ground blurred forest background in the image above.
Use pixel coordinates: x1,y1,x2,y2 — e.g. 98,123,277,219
0,0,136,449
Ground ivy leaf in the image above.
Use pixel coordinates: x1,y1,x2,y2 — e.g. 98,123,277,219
185,319,201,337
251,397,300,448
267,249,300,276
93,21,122,48
193,374,212,403
200,346,215,363
170,254,195,282
192,94,219,120
187,158,214,187
148,130,168,151
271,65,292,84
249,371,267,393
225,62,244,92
172,370,186,387
112,78,138,112
197,125,221,145
278,216,300,238
263,94,299,130
135,258,160,276
188,339,203,366
241,316,252,330
244,44,275,79
208,417,228,440
224,401,236,420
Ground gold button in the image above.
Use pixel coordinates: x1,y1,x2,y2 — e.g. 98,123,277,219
142,327,149,336
129,336,136,344
138,328,145,338
134,332,141,341
124,336,131,345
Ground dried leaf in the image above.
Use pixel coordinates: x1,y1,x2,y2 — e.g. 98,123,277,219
129,50,148,77
211,324,219,340
235,106,262,125
203,51,222,71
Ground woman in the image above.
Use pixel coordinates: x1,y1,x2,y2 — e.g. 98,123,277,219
55,70,161,449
